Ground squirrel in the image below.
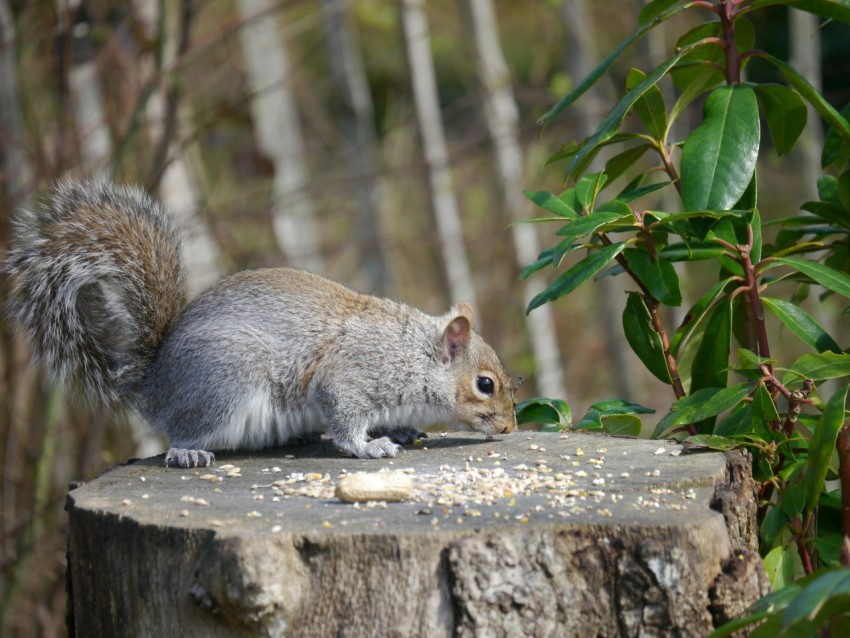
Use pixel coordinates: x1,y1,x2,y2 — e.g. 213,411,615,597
5,177,518,468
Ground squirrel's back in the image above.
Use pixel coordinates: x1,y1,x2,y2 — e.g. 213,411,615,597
5,177,187,404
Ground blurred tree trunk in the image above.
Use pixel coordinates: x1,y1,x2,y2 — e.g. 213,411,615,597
560,0,636,400
0,0,32,209
320,0,387,295
236,0,325,275
0,5,32,632
400,0,478,309
135,0,222,296
59,0,111,171
789,10,822,201
463,0,565,399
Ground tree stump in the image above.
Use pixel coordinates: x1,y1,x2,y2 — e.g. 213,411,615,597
66,431,769,637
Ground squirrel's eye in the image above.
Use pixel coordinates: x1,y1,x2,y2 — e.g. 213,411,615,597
476,375,495,395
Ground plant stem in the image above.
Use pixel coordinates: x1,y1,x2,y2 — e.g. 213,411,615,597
798,537,815,575
719,0,741,85
596,230,687,403
648,296,688,403
740,238,772,373
838,424,850,541
657,143,682,197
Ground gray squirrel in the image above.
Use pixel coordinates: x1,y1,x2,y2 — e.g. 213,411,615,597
5,177,518,468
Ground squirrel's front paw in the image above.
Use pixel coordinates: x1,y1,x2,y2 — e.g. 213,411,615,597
371,425,428,445
165,448,216,468
337,436,403,459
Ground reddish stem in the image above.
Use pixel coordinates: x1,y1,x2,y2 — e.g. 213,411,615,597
719,0,742,84
740,239,772,374
838,425,850,541
798,537,815,575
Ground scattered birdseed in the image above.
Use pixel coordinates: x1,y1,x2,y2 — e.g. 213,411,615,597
246,511,262,518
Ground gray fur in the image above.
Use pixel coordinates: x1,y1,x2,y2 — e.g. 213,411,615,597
5,179,516,467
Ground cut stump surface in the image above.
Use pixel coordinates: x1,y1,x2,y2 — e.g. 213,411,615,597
66,431,769,637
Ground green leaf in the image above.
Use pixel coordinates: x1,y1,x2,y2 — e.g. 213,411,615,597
669,66,720,129
681,434,740,451
523,190,579,218
671,18,754,93
652,383,752,438
670,277,737,357
516,397,572,428
576,174,606,212
573,408,603,430
658,241,727,262
564,39,709,181
520,248,554,281
759,52,850,145
839,169,850,211
554,209,635,245
749,209,762,264
781,568,850,632
751,382,780,437
626,68,667,138
754,84,808,156
714,403,754,437
751,0,850,25
599,414,643,436
638,0,684,24
761,297,842,353
537,2,698,127
617,180,671,202
605,144,651,183
763,546,802,591
681,85,761,212
624,249,683,306
805,385,848,514
822,102,850,169
777,256,850,297
783,352,850,387
587,398,656,415
690,297,732,392
527,243,627,313
622,292,673,384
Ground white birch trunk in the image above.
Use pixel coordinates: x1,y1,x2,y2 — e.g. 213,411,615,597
236,0,324,275
464,0,565,399
57,0,111,171
790,10,822,201
400,0,478,308
0,0,32,207
136,0,222,295
320,0,387,295
560,0,637,400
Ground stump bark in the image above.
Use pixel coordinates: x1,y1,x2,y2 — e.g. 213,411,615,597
66,431,769,637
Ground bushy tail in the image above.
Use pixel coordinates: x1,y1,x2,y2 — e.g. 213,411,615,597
5,177,187,405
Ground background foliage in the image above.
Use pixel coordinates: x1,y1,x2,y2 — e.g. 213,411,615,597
518,0,850,633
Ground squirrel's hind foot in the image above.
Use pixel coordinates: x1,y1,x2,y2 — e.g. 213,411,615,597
165,448,216,468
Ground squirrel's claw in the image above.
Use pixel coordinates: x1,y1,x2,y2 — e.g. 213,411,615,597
165,448,216,468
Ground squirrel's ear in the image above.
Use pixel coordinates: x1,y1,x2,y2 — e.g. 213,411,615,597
441,303,473,362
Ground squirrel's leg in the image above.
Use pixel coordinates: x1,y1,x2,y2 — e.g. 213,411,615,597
164,448,216,468
316,387,402,458
368,425,428,444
